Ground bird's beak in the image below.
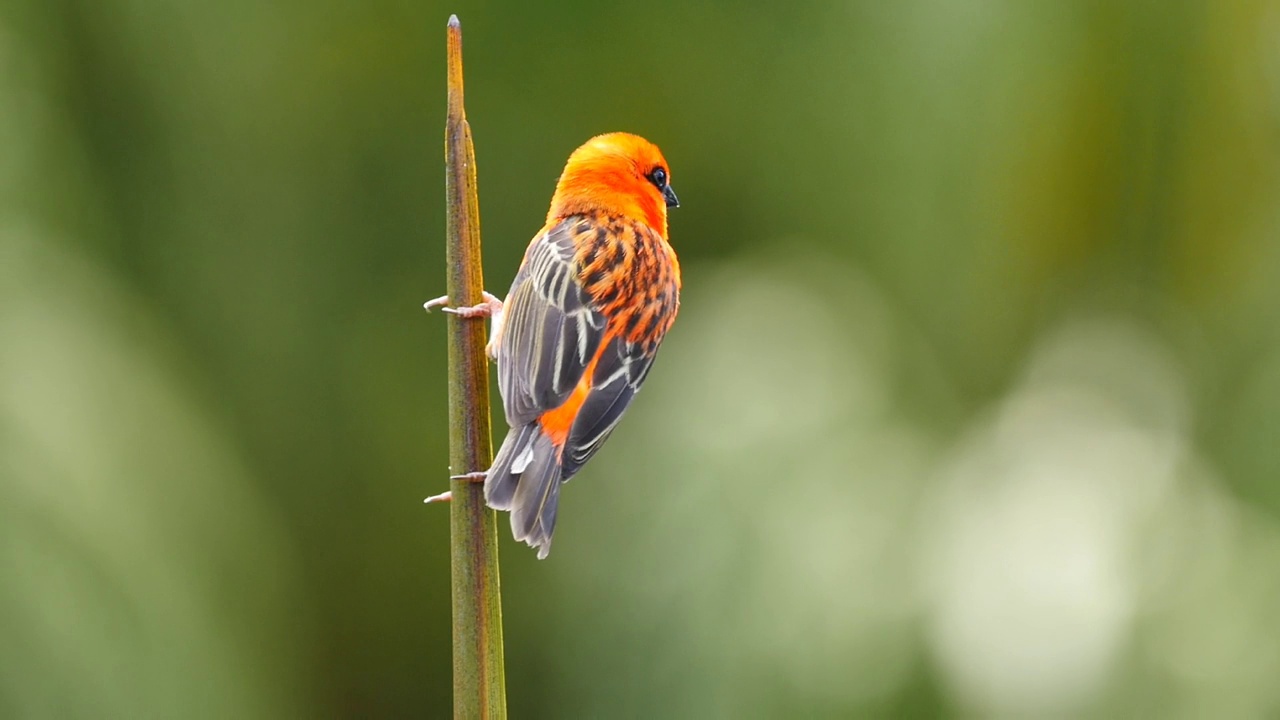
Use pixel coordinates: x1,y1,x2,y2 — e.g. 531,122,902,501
663,184,680,208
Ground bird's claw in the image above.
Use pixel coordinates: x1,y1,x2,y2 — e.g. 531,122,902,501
423,292,503,319
423,471,487,505
422,295,451,313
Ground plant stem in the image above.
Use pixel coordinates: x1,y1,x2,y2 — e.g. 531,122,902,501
443,14,507,719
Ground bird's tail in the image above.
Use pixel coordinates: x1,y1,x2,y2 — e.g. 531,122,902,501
485,423,563,559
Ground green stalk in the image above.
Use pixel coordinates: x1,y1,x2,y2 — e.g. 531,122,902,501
443,14,507,719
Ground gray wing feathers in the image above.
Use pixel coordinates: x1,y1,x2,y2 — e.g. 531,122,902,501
497,223,606,426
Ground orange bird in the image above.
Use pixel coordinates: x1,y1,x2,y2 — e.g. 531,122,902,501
426,133,681,559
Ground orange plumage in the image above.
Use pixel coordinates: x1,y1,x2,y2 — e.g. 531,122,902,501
483,133,681,559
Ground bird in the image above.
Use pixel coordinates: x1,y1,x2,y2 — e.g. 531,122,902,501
425,132,682,559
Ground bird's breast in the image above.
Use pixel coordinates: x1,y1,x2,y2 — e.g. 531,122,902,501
570,212,680,353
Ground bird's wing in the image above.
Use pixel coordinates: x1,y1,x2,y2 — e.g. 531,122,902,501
497,219,606,426
560,334,662,478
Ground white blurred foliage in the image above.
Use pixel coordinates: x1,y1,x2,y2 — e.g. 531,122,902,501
922,320,1280,718
921,320,1183,714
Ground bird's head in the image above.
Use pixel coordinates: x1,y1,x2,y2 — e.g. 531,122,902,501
548,132,678,237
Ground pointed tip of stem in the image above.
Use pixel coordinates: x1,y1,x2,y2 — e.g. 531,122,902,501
447,14,464,115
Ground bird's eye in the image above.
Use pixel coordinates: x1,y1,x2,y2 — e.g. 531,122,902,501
648,167,668,188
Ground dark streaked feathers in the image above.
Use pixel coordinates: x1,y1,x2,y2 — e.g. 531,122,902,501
561,336,656,478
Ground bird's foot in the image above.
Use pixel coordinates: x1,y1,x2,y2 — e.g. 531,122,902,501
423,471,488,504
423,292,503,319
423,292,505,360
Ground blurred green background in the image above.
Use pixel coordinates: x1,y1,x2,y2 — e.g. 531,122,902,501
3,0,1280,717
